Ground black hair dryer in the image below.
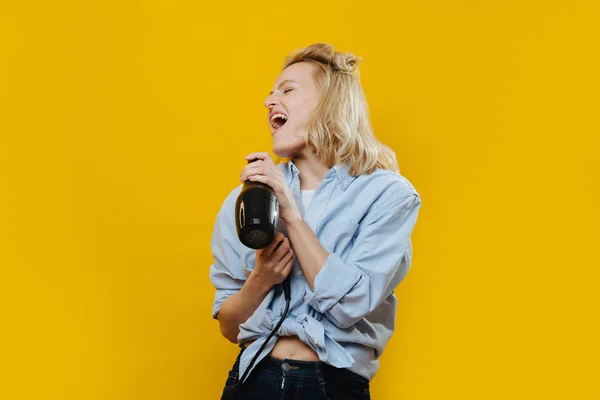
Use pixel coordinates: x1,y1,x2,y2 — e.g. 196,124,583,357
235,159,279,249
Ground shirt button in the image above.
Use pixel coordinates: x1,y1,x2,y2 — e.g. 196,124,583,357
313,338,319,345
282,362,291,371
296,269,303,276
343,179,348,185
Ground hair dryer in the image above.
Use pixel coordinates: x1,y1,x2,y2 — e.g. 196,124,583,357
235,159,279,249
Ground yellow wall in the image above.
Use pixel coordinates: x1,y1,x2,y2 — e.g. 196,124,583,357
1,1,599,399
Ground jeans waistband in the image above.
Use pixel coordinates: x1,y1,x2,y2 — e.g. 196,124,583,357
237,344,367,383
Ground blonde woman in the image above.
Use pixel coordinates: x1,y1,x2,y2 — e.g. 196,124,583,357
209,42,422,399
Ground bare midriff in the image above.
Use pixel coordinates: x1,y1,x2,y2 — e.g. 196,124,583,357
243,335,320,361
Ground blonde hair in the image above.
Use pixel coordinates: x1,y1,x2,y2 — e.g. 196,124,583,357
282,42,399,176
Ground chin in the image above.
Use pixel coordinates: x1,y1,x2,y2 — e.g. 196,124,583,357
272,150,292,160
273,144,305,159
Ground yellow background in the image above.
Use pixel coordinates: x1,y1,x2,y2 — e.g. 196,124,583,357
1,0,599,399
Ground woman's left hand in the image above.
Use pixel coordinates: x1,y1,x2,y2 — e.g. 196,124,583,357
240,152,301,224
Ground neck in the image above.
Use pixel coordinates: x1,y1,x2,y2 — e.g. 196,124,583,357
290,150,331,191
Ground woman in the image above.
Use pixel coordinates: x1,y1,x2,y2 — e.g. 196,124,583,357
209,42,422,399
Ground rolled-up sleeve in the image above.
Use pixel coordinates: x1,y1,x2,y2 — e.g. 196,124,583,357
304,189,422,328
209,188,245,320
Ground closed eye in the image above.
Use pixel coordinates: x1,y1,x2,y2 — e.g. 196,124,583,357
284,89,293,94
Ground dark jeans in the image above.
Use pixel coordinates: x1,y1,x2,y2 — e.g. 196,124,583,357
220,345,371,399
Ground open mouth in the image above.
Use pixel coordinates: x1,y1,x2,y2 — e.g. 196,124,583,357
270,113,288,130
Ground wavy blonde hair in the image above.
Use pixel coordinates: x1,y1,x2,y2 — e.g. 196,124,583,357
281,42,399,176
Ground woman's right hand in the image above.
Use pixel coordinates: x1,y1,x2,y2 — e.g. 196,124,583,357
252,232,294,287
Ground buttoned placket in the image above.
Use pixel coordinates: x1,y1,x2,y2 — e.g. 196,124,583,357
306,171,337,235
288,170,304,279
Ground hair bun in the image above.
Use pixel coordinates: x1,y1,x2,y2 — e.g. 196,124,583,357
283,42,362,76
332,51,361,74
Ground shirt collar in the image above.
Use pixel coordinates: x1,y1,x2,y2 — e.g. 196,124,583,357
332,162,357,190
283,159,357,191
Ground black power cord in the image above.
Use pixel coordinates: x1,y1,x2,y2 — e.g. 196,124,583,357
232,275,291,395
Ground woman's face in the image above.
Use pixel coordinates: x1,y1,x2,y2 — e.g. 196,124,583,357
264,62,321,158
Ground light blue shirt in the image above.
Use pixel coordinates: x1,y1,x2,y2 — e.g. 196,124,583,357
209,160,422,383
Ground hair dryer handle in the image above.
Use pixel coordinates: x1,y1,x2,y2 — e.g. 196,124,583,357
282,274,291,301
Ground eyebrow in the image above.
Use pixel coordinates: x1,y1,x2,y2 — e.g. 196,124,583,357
269,79,297,95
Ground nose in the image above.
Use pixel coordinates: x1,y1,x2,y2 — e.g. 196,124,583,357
264,94,278,109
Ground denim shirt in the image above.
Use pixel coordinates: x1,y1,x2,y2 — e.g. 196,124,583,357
209,160,422,383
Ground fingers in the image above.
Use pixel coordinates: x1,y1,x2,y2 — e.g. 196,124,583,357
240,161,280,184
267,234,293,268
264,232,285,257
240,162,264,182
240,156,285,191
245,152,272,164
273,238,292,263
272,250,294,283
246,174,274,189
254,232,295,286
278,247,294,267
281,255,294,277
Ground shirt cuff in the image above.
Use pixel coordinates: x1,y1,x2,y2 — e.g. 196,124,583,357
303,253,362,314
212,289,240,319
